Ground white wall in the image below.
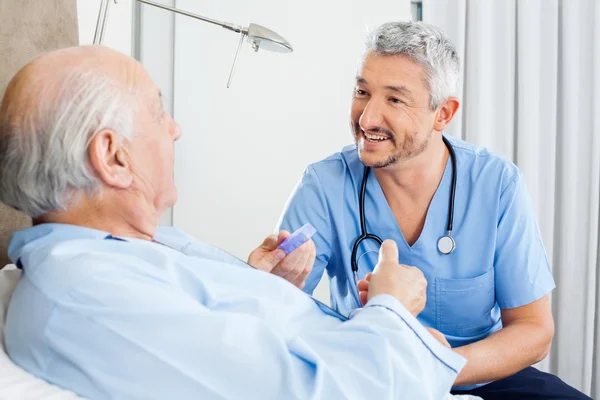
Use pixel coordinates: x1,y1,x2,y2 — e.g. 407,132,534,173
170,0,410,301
77,0,133,55
76,0,411,302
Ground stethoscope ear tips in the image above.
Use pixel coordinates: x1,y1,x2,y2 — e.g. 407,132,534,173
437,235,455,255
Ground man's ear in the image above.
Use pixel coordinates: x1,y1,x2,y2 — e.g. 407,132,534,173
88,129,133,189
433,97,460,132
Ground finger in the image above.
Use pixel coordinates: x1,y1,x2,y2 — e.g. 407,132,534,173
284,242,313,282
291,244,315,288
290,243,315,287
276,230,291,246
378,239,399,263
258,231,292,275
357,279,370,292
254,249,286,272
304,240,316,267
365,272,373,282
359,290,368,306
291,265,312,289
274,239,310,275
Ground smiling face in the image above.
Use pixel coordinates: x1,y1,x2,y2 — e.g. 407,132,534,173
351,52,440,169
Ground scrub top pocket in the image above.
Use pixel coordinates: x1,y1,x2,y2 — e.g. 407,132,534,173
435,268,496,337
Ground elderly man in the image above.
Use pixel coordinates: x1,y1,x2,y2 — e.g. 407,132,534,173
0,46,470,400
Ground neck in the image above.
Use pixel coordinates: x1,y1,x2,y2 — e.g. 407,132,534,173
374,134,448,202
34,192,157,241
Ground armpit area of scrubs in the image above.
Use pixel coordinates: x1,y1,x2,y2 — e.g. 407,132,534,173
277,134,555,350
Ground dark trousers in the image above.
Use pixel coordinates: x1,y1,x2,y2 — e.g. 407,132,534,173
451,367,592,400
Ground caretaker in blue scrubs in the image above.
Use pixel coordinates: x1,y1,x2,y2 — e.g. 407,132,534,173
278,21,590,399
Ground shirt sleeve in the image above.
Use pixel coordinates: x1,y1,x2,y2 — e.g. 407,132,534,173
494,171,556,309
45,273,465,400
276,165,333,295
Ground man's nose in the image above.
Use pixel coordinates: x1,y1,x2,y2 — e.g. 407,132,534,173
170,117,182,141
358,98,384,132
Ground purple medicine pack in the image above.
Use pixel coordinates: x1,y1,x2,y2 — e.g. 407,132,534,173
277,223,317,254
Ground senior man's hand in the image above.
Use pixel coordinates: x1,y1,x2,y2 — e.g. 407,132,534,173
357,240,427,317
248,231,316,289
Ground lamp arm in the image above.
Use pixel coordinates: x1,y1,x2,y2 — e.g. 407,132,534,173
93,0,113,44
92,0,293,87
94,0,249,45
134,0,248,34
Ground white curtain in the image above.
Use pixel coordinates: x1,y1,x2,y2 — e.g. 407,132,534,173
423,0,600,397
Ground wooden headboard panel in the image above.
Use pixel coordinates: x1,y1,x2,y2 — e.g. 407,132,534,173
0,0,79,266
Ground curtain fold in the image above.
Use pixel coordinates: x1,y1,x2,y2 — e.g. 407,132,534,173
423,0,600,396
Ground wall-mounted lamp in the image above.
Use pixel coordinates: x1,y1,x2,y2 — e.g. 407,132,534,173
94,0,293,87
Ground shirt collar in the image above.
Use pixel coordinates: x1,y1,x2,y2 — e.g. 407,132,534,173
8,223,111,264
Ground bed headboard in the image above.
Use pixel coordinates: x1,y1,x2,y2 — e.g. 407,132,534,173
0,205,30,267
0,0,79,267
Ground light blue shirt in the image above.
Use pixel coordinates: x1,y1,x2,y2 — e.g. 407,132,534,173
277,136,555,388
5,223,465,400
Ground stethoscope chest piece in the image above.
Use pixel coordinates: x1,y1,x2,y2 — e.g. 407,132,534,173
437,234,455,255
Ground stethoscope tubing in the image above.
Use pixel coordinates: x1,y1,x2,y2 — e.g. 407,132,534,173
351,136,457,286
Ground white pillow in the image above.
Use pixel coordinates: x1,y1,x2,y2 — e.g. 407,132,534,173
0,264,20,344
0,265,84,399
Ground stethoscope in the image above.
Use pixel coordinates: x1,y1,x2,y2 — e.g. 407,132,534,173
350,136,458,284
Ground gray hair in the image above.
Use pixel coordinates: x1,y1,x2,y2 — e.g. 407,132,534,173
0,65,136,218
364,21,460,110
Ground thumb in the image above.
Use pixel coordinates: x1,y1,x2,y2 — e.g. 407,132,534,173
378,239,399,264
260,234,279,251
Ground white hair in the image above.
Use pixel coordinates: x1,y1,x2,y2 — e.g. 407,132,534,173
364,21,460,110
0,65,136,217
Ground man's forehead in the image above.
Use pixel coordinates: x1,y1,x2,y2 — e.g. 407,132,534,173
356,54,425,89
131,66,160,102
360,52,424,73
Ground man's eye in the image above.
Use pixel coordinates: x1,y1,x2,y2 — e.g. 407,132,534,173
354,89,369,97
390,97,405,105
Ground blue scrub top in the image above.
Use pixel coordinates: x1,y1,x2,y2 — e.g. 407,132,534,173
277,135,555,350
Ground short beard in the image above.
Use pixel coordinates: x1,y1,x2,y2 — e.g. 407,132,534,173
353,124,432,168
